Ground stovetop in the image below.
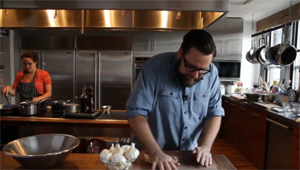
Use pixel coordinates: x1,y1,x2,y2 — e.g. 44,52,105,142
1,110,102,119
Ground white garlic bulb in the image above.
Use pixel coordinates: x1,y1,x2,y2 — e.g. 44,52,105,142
109,154,126,163
99,149,112,161
112,144,124,155
124,143,140,161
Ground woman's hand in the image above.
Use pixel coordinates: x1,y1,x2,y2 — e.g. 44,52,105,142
192,146,212,167
2,86,12,96
32,97,42,102
149,150,180,170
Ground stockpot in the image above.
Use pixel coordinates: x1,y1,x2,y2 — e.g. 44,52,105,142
19,99,49,115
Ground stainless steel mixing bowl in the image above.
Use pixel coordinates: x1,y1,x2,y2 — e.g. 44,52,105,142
2,134,80,169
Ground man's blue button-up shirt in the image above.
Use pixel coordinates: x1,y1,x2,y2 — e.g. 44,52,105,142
126,52,225,151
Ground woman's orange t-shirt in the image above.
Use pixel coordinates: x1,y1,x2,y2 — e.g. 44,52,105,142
12,69,52,95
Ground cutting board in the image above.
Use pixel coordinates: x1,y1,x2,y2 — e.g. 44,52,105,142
230,95,247,101
132,151,218,170
253,102,281,110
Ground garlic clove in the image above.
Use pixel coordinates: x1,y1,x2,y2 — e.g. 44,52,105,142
99,149,112,161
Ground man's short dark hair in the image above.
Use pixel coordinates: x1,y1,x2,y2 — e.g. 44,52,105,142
180,29,216,57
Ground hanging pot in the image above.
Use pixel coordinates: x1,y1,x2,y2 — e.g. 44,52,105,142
266,44,281,65
258,34,271,66
276,44,297,66
253,38,265,64
275,24,297,66
246,40,257,64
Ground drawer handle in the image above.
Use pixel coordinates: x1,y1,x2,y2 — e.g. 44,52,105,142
239,107,246,111
266,118,289,129
230,103,235,106
249,112,260,117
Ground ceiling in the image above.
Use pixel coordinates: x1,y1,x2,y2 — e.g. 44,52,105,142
227,0,299,22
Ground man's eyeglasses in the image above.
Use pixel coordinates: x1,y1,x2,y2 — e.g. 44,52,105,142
23,62,34,66
182,55,210,74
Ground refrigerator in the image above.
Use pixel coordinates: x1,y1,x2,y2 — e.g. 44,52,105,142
20,49,132,110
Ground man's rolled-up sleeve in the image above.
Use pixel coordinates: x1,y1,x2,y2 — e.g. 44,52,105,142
207,67,225,118
126,60,157,120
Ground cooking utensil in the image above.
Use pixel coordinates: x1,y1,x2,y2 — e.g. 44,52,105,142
51,100,67,113
0,104,20,115
2,134,80,169
4,95,12,108
64,103,79,113
245,93,261,104
258,34,271,66
102,105,112,114
19,98,50,115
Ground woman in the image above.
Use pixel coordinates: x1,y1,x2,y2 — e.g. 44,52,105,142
1,51,52,104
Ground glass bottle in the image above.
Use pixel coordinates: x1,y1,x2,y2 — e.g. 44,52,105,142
87,142,95,153
87,86,94,113
80,85,88,113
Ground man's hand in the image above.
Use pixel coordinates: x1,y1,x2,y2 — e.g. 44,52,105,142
150,150,180,170
192,146,212,167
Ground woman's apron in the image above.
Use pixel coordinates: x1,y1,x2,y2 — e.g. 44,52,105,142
17,69,47,108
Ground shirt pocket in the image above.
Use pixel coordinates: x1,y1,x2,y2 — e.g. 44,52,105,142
193,92,211,114
159,90,181,114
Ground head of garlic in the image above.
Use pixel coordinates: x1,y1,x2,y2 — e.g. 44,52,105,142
109,154,127,163
99,149,112,161
124,143,140,161
112,143,125,155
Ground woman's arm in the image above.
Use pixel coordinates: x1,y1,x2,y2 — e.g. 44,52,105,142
1,86,17,96
32,84,52,102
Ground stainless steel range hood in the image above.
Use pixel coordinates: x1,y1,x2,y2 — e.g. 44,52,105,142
0,0,229,30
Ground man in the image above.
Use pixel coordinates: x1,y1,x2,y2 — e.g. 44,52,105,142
126,29,224,170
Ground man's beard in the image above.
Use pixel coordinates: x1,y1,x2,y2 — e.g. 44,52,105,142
176,59,202,87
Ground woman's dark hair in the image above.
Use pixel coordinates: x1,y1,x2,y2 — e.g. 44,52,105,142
21,51,38,63
180,29,216,57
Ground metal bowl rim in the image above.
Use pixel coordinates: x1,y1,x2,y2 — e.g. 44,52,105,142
2,133,80,158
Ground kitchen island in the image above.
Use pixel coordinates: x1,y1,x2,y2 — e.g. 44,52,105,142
0,151,236,170
0,110,131,151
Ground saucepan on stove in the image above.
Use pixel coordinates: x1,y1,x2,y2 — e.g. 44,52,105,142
64,103,80,113
0,104,20,116
19,99,49,116
51,100,68,113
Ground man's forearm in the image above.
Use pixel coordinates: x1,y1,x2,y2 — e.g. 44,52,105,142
199,116,221,150
128,116,162,155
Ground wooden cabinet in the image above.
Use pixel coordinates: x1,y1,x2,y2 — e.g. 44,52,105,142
133,31,171,56
221,97,267,169
291,126,300,169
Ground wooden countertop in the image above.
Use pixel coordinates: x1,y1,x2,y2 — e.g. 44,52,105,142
0,110,128,125
0,151,236,170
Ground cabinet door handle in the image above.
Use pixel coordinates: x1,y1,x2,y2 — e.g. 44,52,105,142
147,39,151,51
152,39,156,51
229,103,235,106
224,100,228,103
266,118,289,129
